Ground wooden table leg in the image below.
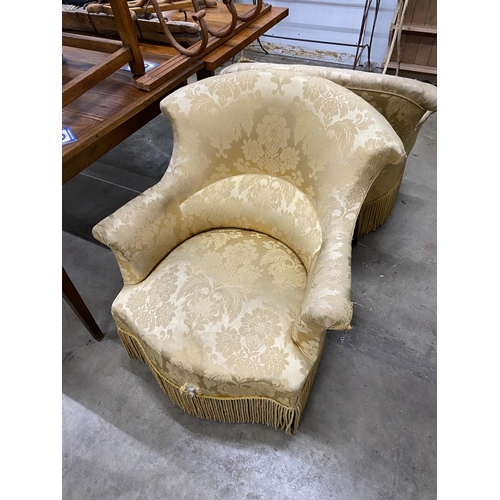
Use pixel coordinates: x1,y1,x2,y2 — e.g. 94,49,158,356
62,267,104,342
197,67,215,80
352,219,360,248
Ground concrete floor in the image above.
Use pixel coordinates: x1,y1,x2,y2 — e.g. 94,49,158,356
62,49,437,500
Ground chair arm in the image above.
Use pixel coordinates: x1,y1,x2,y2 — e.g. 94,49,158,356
292,232,353,361
92,182,189,285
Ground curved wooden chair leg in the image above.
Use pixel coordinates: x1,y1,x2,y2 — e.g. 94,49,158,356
150,0,210,57
351,219,360,247
192,0,238,38
235,0,262,22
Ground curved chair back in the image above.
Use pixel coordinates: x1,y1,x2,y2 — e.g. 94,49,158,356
221,63,437,234
160,70,404,241
94,70,405,287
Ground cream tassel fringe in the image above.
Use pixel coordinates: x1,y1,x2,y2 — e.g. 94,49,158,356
117,326,325,435
358,171,404,235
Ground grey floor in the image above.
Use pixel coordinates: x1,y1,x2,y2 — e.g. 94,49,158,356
62,49,437,500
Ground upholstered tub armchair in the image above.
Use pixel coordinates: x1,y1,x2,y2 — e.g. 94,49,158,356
221,63,437,235
92,70,405,433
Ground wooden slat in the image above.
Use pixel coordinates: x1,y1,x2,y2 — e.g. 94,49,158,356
62,8,97,33
134,54,194,90
63,45,117,80
403,0,429,67
137,18,201,45
109,0,145,75
136,43,178,57
427,39,437,68
387,61,437,75
391,24,436,35
410,0,434,67
62,32,123,53
414,35,433,66
404,0,418,25
425,0,437,26
86,10,141,39
62,47,132,108
410,0,430,26
398,33,420,64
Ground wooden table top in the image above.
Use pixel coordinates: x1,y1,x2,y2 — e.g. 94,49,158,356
62,44,202,183
62,5,288,184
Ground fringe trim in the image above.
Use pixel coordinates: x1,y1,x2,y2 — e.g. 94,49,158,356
116,326,325,435
117,328,148,364
358,171,404,236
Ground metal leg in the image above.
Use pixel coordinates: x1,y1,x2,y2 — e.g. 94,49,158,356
256,37,268,55
252,0,268,54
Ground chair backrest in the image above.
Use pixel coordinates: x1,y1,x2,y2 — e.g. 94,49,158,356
161,70,404,205
220,63,437,154
160,70,405,268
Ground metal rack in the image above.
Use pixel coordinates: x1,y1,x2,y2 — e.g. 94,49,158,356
253,0,381,70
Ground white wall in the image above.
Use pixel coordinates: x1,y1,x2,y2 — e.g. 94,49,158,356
237,0,398,69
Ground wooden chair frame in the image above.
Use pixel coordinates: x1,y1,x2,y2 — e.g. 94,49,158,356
62,0,145,108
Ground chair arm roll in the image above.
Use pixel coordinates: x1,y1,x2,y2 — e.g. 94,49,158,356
292,235,353,361
92,183,188,285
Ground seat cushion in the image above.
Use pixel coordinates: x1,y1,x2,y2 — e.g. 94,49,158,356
112,228,318,407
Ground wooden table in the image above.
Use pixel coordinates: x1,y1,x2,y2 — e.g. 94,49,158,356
63,4,288,340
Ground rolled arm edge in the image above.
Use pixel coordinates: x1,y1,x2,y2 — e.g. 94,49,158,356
292,235,353,361
92,182,188,285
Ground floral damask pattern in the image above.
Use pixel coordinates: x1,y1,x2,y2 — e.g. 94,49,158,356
113,229,313,406
220,62,437,204
220,62,437,129
94,70,405,406
180,173,322,271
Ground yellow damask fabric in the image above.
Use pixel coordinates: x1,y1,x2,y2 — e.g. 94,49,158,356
180,174,322,271
221,63,437,224
113,228,313,406
93,70,405,422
